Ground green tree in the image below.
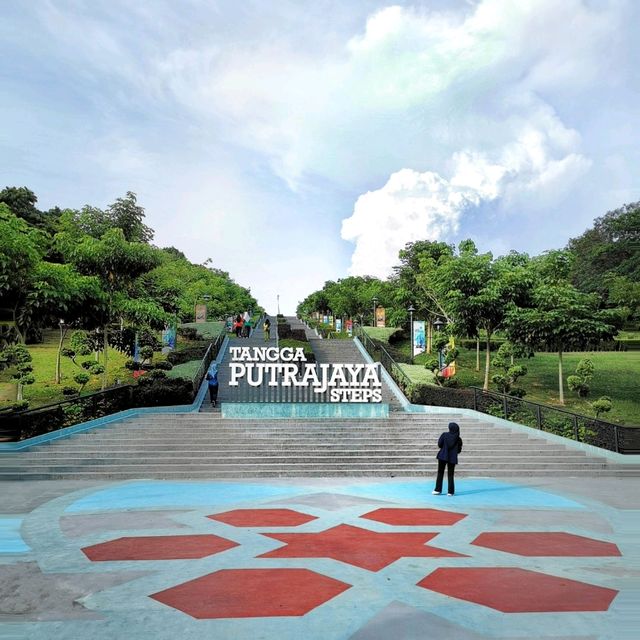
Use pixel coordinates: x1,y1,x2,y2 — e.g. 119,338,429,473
436,248,533,390
57,227,163,389
567,358,595,399
568,201,640,298
491,342,528,397
0,343,35,402
0,186,42,226
591,396,612,419
505,284,616,404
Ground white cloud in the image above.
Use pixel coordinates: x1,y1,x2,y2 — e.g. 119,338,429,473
341,127,591,277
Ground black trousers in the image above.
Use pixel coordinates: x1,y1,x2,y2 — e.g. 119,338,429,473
434,459,456,495
208,384,219,403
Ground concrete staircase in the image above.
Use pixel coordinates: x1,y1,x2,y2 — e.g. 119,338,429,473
1,412,631,480
288,316,403,411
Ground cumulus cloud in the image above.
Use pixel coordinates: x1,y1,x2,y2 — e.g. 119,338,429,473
342,129,591,277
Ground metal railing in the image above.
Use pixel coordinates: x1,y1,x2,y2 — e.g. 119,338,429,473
355,326,412,390
192,330,226,394
0,385,135,442
354,326,639,454
471,387,639,454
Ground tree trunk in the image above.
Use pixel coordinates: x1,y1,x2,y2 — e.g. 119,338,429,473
558,348,564,404
13,308,25,344
55,325,67,384
102,326,108,390
483,333,492,391
475,337,480,372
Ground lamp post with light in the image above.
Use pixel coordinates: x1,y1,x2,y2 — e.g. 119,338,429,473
408,304,415,364
372,297,378,328
433,317,445,371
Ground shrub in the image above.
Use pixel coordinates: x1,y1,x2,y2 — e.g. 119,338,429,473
153,360,174,371
73,372,90,392
177,327,198,340
89,363,105,375
567,358,595,398
134,377,193,406
62,386,78,396
124,358,138,370
406,383,474,409
591,396,613,419
147,369,168,380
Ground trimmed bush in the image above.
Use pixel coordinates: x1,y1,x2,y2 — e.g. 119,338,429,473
133,377,193,406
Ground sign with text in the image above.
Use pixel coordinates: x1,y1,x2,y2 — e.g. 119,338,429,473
195,304,207,323
375,307,386,328
228,346,383,403
413,321,426,357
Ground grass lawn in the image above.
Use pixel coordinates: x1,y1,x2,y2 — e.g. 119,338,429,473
398,364,436,384
363,327,401,342
167,360,201,380
278,338,314,359
362,328,639,425
179,321,225,340
0,330,135,409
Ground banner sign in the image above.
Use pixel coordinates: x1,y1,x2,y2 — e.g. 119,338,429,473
323,315,328,324
335,318,342,332
228,346,382,402
376,307,386,328
161,324,177,351
346,320,353,336
195,304,207,323
413,321,426,357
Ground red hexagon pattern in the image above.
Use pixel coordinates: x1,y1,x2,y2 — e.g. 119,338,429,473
361,508,467,526
150,568,351,618
82,534,239,561
471,532,621,557
207,508,317,527
417,567,618,613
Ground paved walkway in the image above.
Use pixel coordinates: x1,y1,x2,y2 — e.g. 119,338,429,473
1,476,638,639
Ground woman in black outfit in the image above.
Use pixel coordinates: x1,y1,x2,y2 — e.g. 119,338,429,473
432,422,463,496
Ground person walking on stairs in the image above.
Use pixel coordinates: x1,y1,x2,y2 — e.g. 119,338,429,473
244,316,253,338
263,317,271,341
432,422,463,496
206,363,219,407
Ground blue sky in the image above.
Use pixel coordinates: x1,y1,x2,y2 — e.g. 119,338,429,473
2,1,639,313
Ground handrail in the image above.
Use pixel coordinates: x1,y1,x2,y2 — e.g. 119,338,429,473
355,325,412,389
191,329,226,394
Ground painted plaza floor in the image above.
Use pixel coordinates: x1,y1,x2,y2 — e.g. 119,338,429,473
0,477,638,640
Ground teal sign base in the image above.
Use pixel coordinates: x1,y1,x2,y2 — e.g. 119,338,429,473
221,402,389,419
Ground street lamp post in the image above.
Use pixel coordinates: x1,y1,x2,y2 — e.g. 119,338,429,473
433,317,445,371
276,294,280,351
372,297,378,328
408,304,415,364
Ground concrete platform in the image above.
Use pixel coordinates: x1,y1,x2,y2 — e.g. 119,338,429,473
1,476,638,639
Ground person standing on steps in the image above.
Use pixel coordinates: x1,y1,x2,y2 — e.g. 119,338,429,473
206,363,219,407
234,314,243,338
244,316,253,338
263,317,271,341
432,422,462,496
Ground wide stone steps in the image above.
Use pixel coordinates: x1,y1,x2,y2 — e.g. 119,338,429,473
4,406,630,479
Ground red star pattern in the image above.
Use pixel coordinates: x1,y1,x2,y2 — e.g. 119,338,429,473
258,523,466,571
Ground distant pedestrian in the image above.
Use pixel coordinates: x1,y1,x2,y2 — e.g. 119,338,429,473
432,422,463,496
244,316,253,338
234,315,243,338
263,317,271,341
206,363,219,407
